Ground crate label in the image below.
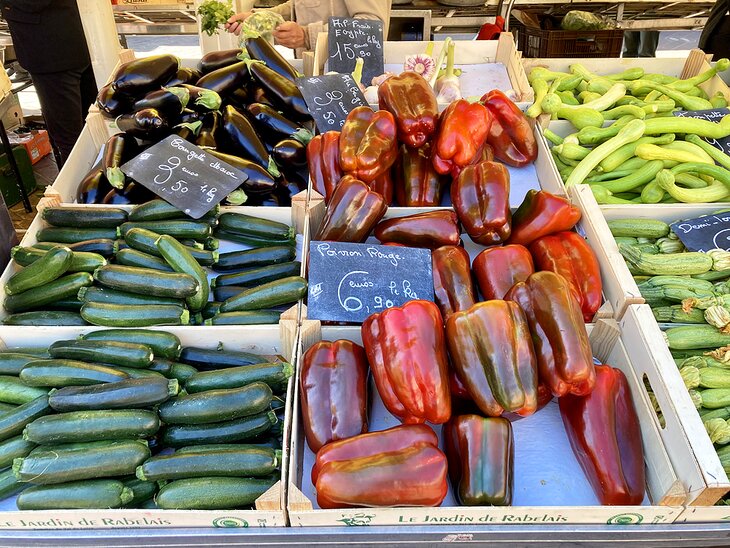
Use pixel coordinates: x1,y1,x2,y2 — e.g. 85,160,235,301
307,241,433,323
328,17,384,86
295,74,367,131
120,135,246,219
670,212,730,252
673,108,730,153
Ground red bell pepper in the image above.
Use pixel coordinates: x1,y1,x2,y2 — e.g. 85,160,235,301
307,131,342,202
369,169,394,205
374,210,460,249
507,190,581,246
432,245,476,320
444,414,514,506
361,300,451,424
505,271,595,397
378,71,439,149
446,301,538,417
472,245,534,301
450,370,472,401
452,160,511,246
559,365,646,505
480,89,538,167
311,424,438,484
339,106,398,183
315,442,448,509
394,143,444,207
300,339,369,452
432,99,491,178
529,231,603,323
315,176,388,243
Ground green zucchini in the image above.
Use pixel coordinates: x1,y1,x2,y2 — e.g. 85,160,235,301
49,339,153,369
0,353,39,376
14,439,150,484
122,477,157,507
155,476,275,509
94,264,199,299
42,207,127,228
185,362,292,393
37,227,119,244
78,286,184,308
619,243,713,276
179,346,267,370
16,479,134,509
0,396,51,442
45,298,83,312
3,311,87,326
129,200,219,222
81,329,182,359
201,301,222,319
49,377,177,412
213,285,247,301
80,302,189,327
114,367,165,380
0,377,48,404
700,388,730,409
56,238,116,257
6,246,73,295
0,402,16,413
137,447,279,481
699,368,730,388
24,409,160,444
212,246,295,272
607,219,670,239
120,221,212,240
115,248,174,272
205,310,281,325
217,213,294,240
156,234,209,312
159,382,272,425
0,467,27,500
161,411,276,447
215,229,294,248
124,227,217,266
220,276,307,312
11,246,107,273
0,435,34,468
213,262,301,288
175,441,279,454
4,272,93,314
665,325,730,350
169,362,198,383
20,359,129,387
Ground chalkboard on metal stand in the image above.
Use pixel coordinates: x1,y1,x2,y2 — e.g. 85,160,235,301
671,212,730,252
295,74,367,132
673,108,730,153
120,135,247,219
328,17,384,86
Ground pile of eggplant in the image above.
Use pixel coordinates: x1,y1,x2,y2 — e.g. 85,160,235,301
84,36,313,207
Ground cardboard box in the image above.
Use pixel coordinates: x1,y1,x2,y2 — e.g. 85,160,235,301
10,130,51,165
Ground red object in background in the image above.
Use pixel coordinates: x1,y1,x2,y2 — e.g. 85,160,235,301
476,16,506,40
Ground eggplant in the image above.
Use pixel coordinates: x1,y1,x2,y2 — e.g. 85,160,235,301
196,61,249,97
208,150,277,196
220,104,279,177
103,133,139,190
78,169,113,204
103,182,155,205
179,84,222,111
174,120,203,141
247,61,309,122
96,84,134,119
247,103,313,147
178,109,202,125
116,108,170,140
165,67,202,87
196,111,220,148
198,49,246,74
245,35,299,82
112,54,180,97
273,139,307,169
133,87,189,117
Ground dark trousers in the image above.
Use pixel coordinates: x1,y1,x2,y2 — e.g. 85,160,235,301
702,15,730,61
623,30,660,57
29,63,97,167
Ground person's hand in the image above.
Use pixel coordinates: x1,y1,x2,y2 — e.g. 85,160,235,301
225,11,252,36
273,21,307,49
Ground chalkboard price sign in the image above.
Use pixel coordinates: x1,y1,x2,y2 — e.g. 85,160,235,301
120,135,246,219
673,108,730,153
296,74,367,131
307,241,434,323
328,17,384,86
671,213,730,252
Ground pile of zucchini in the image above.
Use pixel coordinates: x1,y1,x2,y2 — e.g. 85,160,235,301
0,329,292,510
3,202,307,326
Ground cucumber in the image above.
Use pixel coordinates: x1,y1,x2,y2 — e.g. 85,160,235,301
115,367,166,380
205,310,281,325
20,359,129,387
201,301,222,319
607,219,670,239
81,329,182,359
129,200,219,222
155,476,275,509
175,441,279,454
213,262,301,288
11,247,107,273
213,285,247,302
49,339,154,368
137,447,278,481
179,346,267,370
156,234,209,312
122,477,157,507
14,439,150,484
6,246,73,295
665,325,730,350
16,479,134,509
0,353,39,376
125,227,217,265
79,286,184,308
212,246,295,272
161,411,276,447
42,207,127,228
184,362,292,393
94,265,199,299
0,467,27,500
215,229,294,249
4,272,93,314
0,396,51,441
37,227,119,244
169,362,198,383
220,276,307,312
0,377,49,404
0,435,35,468
24,410,160,444
158,382,272,425
217,213,294,241
120,221,212,240
49,377,178,411
3,311,87,326
115,248,174,272
80,302,190,327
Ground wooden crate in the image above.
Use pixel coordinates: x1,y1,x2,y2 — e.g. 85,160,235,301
0,320,297,529
286,312,686,526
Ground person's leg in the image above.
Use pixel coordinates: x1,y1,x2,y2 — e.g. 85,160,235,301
623,31,641,57
78,64,98,123
638,31,660,57
704,16,730,61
